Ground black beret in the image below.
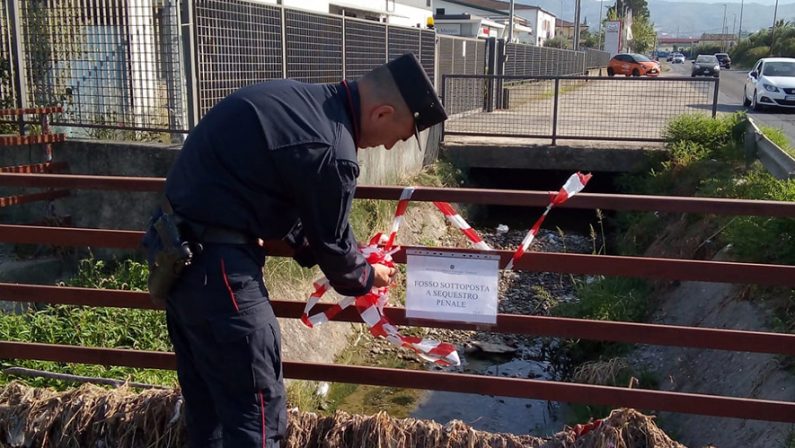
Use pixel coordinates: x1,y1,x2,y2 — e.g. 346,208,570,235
386,53,448,133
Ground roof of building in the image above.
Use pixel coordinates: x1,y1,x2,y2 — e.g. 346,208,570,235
658,37,700,44
555,19,587,28
700,33,737,41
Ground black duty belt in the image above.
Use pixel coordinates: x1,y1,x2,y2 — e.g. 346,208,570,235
162,197,260,246
194,223,260,246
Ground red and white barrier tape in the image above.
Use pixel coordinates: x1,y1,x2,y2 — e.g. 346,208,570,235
301,187,460,367
433,202,491,250
384,187,414,250
505,172,592,271
300,173,590,366
571,418,603,439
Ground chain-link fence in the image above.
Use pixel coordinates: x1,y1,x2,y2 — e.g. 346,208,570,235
13,0,186,136
195,0,283,116
585,48,611,69
193,2,436,123
0,0,610,139
505,43,586,77
344,18,387,81
285,9,343,84
443,75,720,143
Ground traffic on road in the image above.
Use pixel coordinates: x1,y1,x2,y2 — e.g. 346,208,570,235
666,57,795,145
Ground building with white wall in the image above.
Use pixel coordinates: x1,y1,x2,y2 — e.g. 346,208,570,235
432,13,506,39
516,6,555,46
434,0,554,45
253,0,432,27
433,0,532,42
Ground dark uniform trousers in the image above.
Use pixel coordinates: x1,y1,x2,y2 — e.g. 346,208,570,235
165,242,286,447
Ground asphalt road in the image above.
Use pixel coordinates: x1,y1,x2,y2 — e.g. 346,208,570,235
667,61,795,143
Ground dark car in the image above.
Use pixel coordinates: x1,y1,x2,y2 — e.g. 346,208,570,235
715,53,731,69
692,54,720,77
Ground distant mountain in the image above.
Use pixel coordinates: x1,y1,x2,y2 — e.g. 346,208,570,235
517,0,795,37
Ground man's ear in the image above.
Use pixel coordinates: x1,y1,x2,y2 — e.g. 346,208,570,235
370,104,395,123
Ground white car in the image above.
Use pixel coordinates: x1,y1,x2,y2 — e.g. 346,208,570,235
672,53,686,64
744,57,795,110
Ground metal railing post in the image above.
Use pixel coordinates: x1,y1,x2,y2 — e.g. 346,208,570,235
280,6,288,78
341,16,346,80
165,0,184,140
552,78,560,145
8,0,29,135
179,0,199,130
440,74,447,141
485,38,496,112
712,77,720,118
496,39,506,109
385,24,389,62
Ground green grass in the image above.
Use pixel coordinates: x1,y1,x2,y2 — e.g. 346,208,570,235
0,258,178,389
616,112,795,265
760,125,795,159
555,277,652,323
550,277,652,372
611,110,795,343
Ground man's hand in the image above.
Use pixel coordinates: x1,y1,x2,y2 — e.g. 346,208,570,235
372,263,397,288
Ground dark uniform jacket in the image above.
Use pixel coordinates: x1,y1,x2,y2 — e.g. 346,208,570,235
164,79,374,297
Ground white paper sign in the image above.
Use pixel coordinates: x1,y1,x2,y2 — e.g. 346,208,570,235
405,249,499,324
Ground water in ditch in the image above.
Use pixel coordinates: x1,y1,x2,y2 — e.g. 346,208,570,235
411,344,569,436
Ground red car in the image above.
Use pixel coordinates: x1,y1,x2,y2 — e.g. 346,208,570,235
607,53,660,77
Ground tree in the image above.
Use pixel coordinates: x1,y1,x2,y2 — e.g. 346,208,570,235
607,0,656,54
544,35,570,49
630,15,656,53
580,29,604,49
731,22,795,67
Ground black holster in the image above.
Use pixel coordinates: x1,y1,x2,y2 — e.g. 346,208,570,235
145,211,193,307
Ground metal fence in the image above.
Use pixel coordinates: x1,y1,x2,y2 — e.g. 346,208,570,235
585,48,611,70
194,0,283,117
0,0,608,139
505,43,586,77
442,75,720,143
12,0,186,135
3,173,795,424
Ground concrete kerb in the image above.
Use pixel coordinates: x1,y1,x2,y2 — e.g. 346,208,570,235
745,117,795,180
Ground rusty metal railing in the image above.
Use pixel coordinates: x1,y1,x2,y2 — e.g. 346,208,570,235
1,173,795,423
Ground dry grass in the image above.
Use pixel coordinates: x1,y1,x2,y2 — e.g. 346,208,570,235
572,358,632,386
0,382,684,448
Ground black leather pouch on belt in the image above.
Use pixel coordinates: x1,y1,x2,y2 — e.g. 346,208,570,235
146,211,193,307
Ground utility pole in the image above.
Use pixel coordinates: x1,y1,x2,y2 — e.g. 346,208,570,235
508,0,515,43
597,0,604,50
771,0,779,55
721,4,727,52
738,0,744,42
574,0,582,49
732,13,736,41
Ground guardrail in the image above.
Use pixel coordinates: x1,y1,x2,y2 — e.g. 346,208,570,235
745,116,795,179
1,173,795,423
